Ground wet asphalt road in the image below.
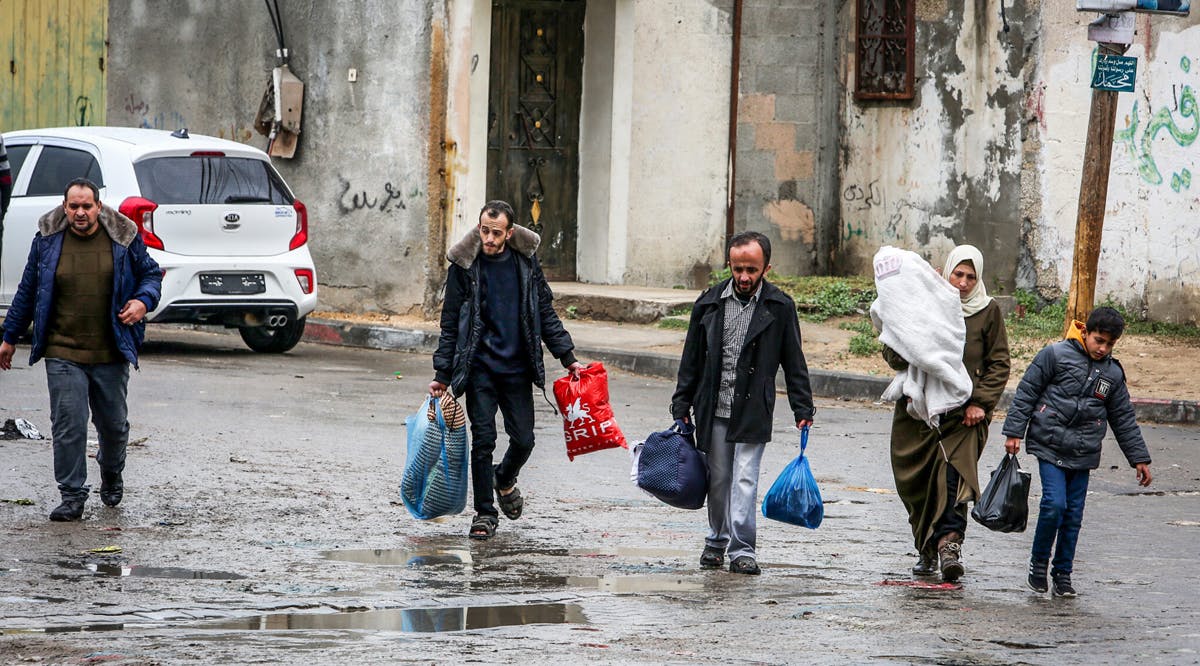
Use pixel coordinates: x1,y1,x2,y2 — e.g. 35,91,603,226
1,328,1198,665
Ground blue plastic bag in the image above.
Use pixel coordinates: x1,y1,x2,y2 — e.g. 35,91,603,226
761,426,823,528
636,420,707,510
400,396,469,520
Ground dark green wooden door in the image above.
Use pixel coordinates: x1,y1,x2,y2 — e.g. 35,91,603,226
487,0,584,280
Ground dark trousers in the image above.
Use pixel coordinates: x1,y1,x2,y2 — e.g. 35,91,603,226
1031,459,1090,577
932,464,968,545
45,359,130,502
465,367,535,517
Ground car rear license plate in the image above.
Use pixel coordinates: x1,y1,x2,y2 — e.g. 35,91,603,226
199,273,266,295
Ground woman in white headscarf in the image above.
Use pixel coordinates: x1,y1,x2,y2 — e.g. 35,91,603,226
883,244,1011,582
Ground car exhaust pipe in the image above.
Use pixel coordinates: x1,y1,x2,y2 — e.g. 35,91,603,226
267,314,289,328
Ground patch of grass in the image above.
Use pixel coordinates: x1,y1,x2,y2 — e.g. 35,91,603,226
1097,296,1200,339
668,305,693,316
839,319,882,357
657,317,690,330
772,274,875,309
709,267,732,286
565,305,579,320
1005,292,1067,341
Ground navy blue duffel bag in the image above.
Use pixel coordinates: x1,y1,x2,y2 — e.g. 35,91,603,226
636,420,707,510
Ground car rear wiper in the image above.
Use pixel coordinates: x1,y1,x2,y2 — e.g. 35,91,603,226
223,195,273,203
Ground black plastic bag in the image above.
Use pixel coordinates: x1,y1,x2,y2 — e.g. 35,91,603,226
971,454,1031,533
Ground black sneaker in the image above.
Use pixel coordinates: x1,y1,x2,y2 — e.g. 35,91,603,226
700,546,724,569
1027,560,1049,594
49,499,85,522
1052,574,1077,598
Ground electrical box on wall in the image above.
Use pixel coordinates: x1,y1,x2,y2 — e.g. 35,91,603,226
270,64,304,158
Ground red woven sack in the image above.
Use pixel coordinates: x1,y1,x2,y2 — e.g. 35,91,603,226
552,362,627,460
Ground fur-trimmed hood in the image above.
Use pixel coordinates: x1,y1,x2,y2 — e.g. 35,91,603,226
38,203,139,247
446,224,540,269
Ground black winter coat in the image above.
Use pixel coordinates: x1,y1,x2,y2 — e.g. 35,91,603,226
432,225,577,396
1001,334,1150,470
671,279,814,452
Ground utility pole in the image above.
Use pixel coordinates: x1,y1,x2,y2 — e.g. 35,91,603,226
1065,2,1190,334
1064,41,1129,333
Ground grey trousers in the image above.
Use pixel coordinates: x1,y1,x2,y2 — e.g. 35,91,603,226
705,417,767,561
45,358,130,502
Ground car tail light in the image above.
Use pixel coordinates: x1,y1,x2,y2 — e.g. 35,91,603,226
294,268,315,294
118,197,163,250
289,200,309,250
190,150,225,156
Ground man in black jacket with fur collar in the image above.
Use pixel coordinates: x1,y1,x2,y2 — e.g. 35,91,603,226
430,200,582,540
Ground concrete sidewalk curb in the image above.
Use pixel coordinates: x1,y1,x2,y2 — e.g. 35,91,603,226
301,319,1198,425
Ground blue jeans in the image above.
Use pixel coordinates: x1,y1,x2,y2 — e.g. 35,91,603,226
45,359,130,502
464,367,535,517
1031,459,1090,577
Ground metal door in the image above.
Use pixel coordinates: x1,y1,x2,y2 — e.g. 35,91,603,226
0,0,108,130
487,0,584,280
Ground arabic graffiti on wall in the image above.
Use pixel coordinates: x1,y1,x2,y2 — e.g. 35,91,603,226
1115,56,1198,191
337,177,423,215
138,110,188,131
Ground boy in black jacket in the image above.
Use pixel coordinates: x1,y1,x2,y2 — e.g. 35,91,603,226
1002,307,1152,597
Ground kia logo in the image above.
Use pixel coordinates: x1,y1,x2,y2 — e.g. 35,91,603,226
225,213,241,223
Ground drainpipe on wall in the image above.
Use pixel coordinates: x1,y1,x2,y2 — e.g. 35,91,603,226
725,0,744,249
424,16,451,317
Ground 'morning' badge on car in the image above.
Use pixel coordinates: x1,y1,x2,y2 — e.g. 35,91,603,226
275,207,292,217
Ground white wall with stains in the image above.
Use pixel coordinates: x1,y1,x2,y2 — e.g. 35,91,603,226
1036,6,1200,321
838,0,1030,294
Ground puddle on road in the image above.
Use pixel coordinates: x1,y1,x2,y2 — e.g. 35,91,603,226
198,602,586,633
55,561,245,580
567,574,702,594
0,595,70,604
2,623,126,635
321,548,472,567
568,547,694,559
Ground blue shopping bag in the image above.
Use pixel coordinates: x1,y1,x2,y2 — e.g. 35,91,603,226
761,426,823,529
400,395,469,520
636,419,707,510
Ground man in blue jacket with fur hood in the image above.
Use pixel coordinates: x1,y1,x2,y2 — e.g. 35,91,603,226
0,178,161,522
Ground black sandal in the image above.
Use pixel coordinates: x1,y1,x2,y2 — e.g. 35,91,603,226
496,485,524,520
469,514,497,540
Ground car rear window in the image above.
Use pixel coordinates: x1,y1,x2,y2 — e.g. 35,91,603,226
134,156,293,205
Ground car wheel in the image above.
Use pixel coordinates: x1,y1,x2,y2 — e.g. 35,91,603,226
239,316,306,353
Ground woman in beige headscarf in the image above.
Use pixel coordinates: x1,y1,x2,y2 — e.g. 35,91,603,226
883,244,1011,582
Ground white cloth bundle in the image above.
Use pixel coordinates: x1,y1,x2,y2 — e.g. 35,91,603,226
869,246,973,428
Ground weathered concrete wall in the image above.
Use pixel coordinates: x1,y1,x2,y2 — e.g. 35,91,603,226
1035,7,1200,323
619,0,734,287
736,0,840,276
838,0,1035,295
107,0,434,315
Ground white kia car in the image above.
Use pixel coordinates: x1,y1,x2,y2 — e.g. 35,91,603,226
1,127,317,352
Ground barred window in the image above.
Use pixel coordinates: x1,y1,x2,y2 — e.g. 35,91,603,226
855,0,916,101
